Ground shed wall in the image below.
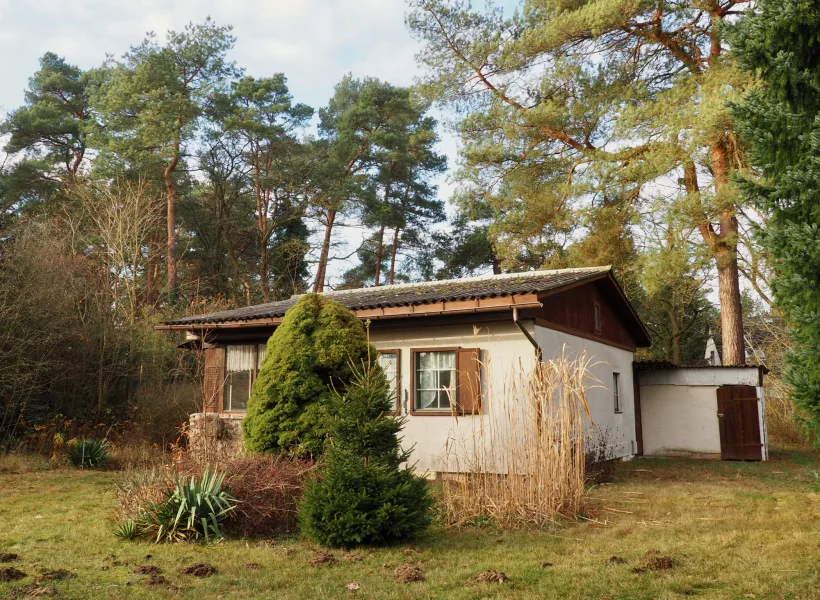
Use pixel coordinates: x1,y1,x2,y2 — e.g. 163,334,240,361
640,385,722,455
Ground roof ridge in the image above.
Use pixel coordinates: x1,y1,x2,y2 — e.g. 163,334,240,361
308,265,612,299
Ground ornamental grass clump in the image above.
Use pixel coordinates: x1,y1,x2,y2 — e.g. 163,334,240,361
242,293,375,457
66,438,110,469
299,361,433,547
441,351,592,528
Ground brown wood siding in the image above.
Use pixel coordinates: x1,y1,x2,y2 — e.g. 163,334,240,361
522,281,638,350
203,346,225,413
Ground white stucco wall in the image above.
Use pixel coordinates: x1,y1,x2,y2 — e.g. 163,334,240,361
369,321,538,473
640,385,722,455
532,326,638,459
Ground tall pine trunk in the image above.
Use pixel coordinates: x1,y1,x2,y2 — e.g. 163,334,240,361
388,227,400,285
164,132,181,299
374,225,385,286
314,208,336,293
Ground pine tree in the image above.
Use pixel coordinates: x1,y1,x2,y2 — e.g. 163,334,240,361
242,294,374,456
299,361,433,547
730,0,820,436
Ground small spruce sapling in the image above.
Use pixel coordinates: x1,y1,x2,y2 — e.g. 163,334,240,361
299,356,433,547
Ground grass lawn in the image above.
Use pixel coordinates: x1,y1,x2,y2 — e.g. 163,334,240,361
2,450,820,599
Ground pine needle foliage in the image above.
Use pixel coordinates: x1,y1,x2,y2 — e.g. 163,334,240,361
730,0,820,437
242,294,375,457
299,362,433,547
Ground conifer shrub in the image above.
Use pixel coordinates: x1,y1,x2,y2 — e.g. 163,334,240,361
299,362,434,547
242,294,374,457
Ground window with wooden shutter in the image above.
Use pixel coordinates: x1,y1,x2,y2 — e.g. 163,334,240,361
456,348,481,415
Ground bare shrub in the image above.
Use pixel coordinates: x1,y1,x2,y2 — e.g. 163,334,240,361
440,351,592,528
585,426,619,484
115,453,313,538
221,455,314,537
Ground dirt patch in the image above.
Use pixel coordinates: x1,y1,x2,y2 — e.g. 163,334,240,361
394,564,424,584
309,551,338,567
0,567,27,582
644,556,674,571
144,574,170,586
243,563,262,570
472,570,509,584
134,565,161,576
180,563,217,578
13,584,61,598
541,562,553,568
633,551,674,573
342,553,364,563
607,556,627,565
0,553,19,563
37,570,75,582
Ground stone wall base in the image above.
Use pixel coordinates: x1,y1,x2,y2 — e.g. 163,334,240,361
188,413,244,462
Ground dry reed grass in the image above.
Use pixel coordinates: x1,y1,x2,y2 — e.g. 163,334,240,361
440,350,593,528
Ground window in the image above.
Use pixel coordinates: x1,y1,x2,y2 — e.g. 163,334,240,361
709,350,716,365
613,372,621,413
593,301,602,334
224,343,267,412
414,350,456,411
377,350,400,411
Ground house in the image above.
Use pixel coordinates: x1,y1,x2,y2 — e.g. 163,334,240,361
159,266,768,469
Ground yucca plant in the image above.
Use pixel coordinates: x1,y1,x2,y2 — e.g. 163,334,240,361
113,519,143,541
67,438,111,469
140,467,238,543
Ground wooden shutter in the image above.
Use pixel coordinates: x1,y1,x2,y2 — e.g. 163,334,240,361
456,348,481,415
203,347,225,413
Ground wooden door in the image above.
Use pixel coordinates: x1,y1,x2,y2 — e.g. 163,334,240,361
717,386,762,461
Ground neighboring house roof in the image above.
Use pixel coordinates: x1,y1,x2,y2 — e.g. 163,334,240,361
160,266,651,346
635,360,768,374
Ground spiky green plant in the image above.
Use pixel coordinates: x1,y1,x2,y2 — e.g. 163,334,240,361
139,467,238,543
66,438,111,469
113,519,143,541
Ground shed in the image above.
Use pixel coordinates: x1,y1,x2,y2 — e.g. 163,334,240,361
635,362,768,461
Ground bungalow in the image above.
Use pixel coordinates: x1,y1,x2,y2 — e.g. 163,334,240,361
159,266,768,469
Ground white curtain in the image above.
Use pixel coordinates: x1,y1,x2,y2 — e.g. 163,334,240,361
226,345,256,372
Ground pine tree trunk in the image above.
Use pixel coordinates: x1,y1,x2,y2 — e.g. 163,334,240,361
716,242,745,365
165,178,177,297
374,225,385,286
314,208,336,293
389,227,400,285
164,144,180,300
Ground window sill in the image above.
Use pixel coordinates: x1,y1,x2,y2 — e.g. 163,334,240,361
409,410,480,417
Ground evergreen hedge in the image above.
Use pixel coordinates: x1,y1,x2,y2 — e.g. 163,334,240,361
299,363,433,547
242,294,374,456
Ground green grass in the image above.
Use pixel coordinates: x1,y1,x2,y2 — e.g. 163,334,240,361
2,450,820,599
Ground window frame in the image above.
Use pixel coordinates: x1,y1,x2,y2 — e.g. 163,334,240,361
613,371,622,413
410,347,461,416
376,348,402,413
222,343,267,414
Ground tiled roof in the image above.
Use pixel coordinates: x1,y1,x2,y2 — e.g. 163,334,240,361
163,266,612,326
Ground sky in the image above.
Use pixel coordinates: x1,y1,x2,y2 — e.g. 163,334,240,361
0,0,474,285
